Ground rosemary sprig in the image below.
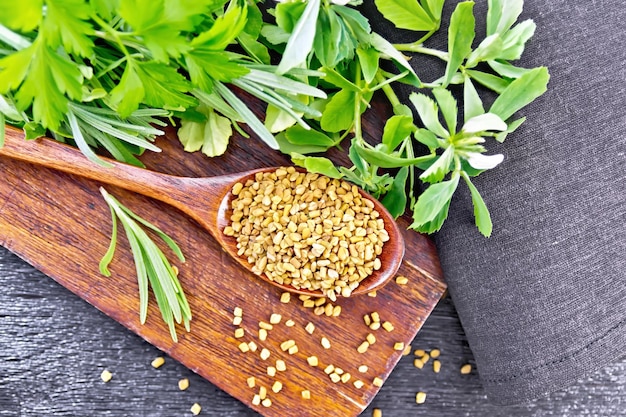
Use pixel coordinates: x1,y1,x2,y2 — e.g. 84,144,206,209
99,188,191,342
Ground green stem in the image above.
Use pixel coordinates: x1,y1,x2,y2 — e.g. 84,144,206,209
374,73,402,112
394,43,449,61
92,15,131,57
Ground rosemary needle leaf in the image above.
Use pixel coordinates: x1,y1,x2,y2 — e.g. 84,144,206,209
98,202,118,277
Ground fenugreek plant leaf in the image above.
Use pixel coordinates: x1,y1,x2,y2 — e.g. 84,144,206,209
411,173,459,227
462,172,493,237
489,66,549,121
443,1,475,87
276,0,320,74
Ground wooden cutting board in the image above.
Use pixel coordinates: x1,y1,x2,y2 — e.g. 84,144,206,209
0,100,446,416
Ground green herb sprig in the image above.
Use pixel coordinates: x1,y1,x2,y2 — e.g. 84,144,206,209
99,188,190,342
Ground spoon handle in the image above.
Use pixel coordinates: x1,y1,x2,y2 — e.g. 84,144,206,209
1,125,190,207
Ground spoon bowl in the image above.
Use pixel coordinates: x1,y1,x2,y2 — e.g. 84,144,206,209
1,126,405,297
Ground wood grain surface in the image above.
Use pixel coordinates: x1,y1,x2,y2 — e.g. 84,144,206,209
0,96,446,416
1,246,624,417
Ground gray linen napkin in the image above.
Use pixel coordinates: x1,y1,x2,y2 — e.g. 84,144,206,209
363,0,626,405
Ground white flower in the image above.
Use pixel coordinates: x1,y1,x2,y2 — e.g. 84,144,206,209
462,113,507,134
466,153,504,170
331,0,351,4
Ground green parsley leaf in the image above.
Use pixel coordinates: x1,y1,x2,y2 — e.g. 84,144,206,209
41,0,94,57
0,0,43,32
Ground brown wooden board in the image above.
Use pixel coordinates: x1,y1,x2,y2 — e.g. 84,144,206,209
0,99,446,416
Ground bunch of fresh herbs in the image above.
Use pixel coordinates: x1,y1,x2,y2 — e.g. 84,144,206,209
0,0,549,339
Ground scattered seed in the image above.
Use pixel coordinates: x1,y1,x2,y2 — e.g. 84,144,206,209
367,291,377,297
267,366,276,377
460,364,472,374
303,299,315,308
190,403,202,415
234,328,245,338
305,322,316,334
373,408,382,417
238,342,250,353
259,321,273,330
151,357,165,369
260,348,271,360
321,337,331,349
420,354,430,364
252,394,261,406
301,390,311,399
371,312,380,323
373,377,384,387
259,328,268,341
364,314,371,326
414,359,424,369
358,365,369,373
395,276,409,285
234,307,243,317
324,364,335,374
247,377,256,388
307,356,319,367
393,342,405,351
414,349,426,357
416,391,427,404
259,386,267,399
288,345,299,355
329,373,341,383
280,292,291,303
334,368,344,375
353,380,364,389
285,319,295,327
276,360,287,372
341,373,351,383
100,369,112,383
366,333,376,345
430,349,441,359
272,381,283,393
269,313,282,324
357,341,370,354
332,305,342,317
369,322,381,331
233,316,242,326
403,345,412,356
382,321,395,332
433,360,441,373
261,398,272,408
248,341,258,352
280,340,296,351
178,378,189,391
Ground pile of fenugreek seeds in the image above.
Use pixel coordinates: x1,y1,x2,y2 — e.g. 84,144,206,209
223,167,389,299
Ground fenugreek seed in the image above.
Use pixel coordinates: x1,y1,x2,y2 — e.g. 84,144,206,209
190,403,202,416
260,348,271,360
259,386,267,399
395,275,409,285
430,349,441,359
248,341,258,352
369,322,381,331
332,305,342,317
261,398,272,407
234,328,245,338
151,357,165,369
247,377,256,388
233,316,242,326
307,356,319,367
382,321,395,332
305,322,315,334
403,345,412,356
232,182,244,195
414,359,424,369
460,364,472,374
334,368,344,375
371,312,380,323
100,369,112,383
252,394,261,406
416,392,427,404
358,365,369,373
321,337,331,349
357,341,370,354
393,342,405,351
259,321,273,330
353,380,364,389
433,360,441,373
280,340,296,351
324,364,335,374
421,354,430,364
329,373,341,383
233,307,243,317
285,319,295,327
178,378,190,391
280,292,291,303
414,349,426,357
259,329,268,341
269,313,282,324
366,333,376,345
267,366,276,377
288,345,299,355
272,381,283,393
341,373,351,383
373,409,382,417
301,390,311,399
303,299,315,308
238,342,250,353
368,290,377,297
276,360,286,372
364,314,371,326
373,377,384,387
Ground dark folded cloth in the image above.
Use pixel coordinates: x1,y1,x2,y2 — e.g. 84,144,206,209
364,0,626,405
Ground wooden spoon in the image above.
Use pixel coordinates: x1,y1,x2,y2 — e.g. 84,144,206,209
0,126,405,296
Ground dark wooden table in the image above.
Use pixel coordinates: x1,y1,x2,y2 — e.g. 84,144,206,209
1,246,623,416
